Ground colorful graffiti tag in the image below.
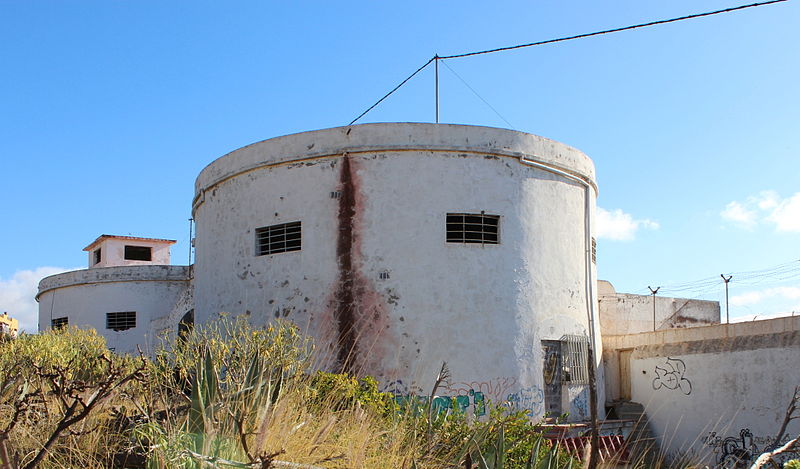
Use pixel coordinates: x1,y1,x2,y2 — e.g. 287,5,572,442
387,389,487,416
651,357,692,395
382,377,546,418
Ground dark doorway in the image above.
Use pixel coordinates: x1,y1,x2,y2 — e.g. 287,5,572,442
542,340,562,417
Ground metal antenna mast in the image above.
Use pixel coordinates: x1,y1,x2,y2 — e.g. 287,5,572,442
721,274,732,323
434,55,440,123
648,286,661,331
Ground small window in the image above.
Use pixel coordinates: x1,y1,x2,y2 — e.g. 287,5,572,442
256,221,301,256
124,245,152,261
446,213,500,244
93,248,102,265
51,317,69,329
107,311,136,331
591,237,597,264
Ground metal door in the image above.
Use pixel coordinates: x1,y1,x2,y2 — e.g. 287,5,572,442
542,340,562,416
619,349,632,400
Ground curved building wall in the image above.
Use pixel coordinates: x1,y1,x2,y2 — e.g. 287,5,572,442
192,123,600,419
37,265,192,354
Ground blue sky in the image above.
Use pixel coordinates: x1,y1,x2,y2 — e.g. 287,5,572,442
1,1,798,332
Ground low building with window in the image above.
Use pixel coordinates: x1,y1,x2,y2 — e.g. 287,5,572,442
37,236,191,354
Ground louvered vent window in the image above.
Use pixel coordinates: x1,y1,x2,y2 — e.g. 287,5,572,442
51,317,68,329
591,237,597,264
256,221,301,256
446,213,500,244
107,311,136,331
560,334,590,384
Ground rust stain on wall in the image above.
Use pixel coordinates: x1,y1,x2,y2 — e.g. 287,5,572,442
329,155,396,376
333,155,358,369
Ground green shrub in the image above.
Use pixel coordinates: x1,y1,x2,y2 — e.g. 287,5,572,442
309,371,398,416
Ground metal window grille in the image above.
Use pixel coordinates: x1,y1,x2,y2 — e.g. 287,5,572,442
255,221,301,256
51,317,69,329
560,334,589,384
107,311,136,331
446,213,500,244
591,238,597,264
124,245,152,261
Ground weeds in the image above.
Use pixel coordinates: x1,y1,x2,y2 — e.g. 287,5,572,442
0,319,583,469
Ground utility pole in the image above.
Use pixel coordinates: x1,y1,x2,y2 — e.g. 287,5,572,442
721,274,732,324
188,218,194,265
648,286,660,331
434,55,440,123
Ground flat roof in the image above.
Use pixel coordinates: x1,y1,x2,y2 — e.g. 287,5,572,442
83,234,177,252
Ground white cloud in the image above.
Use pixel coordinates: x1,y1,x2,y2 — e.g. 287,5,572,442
0,267,77,334
596,207,659,241
731,286,800,306
767,192,800,232
722,191,800,233
720,201,757,228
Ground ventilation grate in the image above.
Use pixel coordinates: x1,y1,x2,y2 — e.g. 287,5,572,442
256,221,301,256
446,213,500,244
107,311,136,331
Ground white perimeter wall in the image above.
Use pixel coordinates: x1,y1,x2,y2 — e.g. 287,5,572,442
604,317,800,466
598,281,719,336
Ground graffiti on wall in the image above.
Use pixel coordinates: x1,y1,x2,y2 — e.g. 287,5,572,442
505,386,544,418
441,377,518,402
702,428,798,468
651,357,692,395
382,377,545,418
570,388,589,420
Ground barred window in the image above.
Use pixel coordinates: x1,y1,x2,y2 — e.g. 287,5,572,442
256,221,301,256
51,317,68,329
560,334,589,384
446,213,500,244
107,311,136,331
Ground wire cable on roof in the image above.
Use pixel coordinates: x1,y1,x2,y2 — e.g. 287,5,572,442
349,56,436,125
439,0,788,60
348,0,788,124
439,59,516,130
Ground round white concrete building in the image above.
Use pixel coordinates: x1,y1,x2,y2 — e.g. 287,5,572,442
37,235,193,355
192,123,600,419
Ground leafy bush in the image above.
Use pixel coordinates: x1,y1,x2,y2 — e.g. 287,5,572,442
309,371,398,416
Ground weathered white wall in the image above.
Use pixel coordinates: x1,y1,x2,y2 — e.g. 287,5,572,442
192,123,602,420
599,280,719,336
88,238,173,268
37,265,192,354
604,316,800,467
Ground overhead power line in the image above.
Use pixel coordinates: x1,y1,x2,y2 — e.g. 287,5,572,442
348,0,788,125
439,0,788,60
